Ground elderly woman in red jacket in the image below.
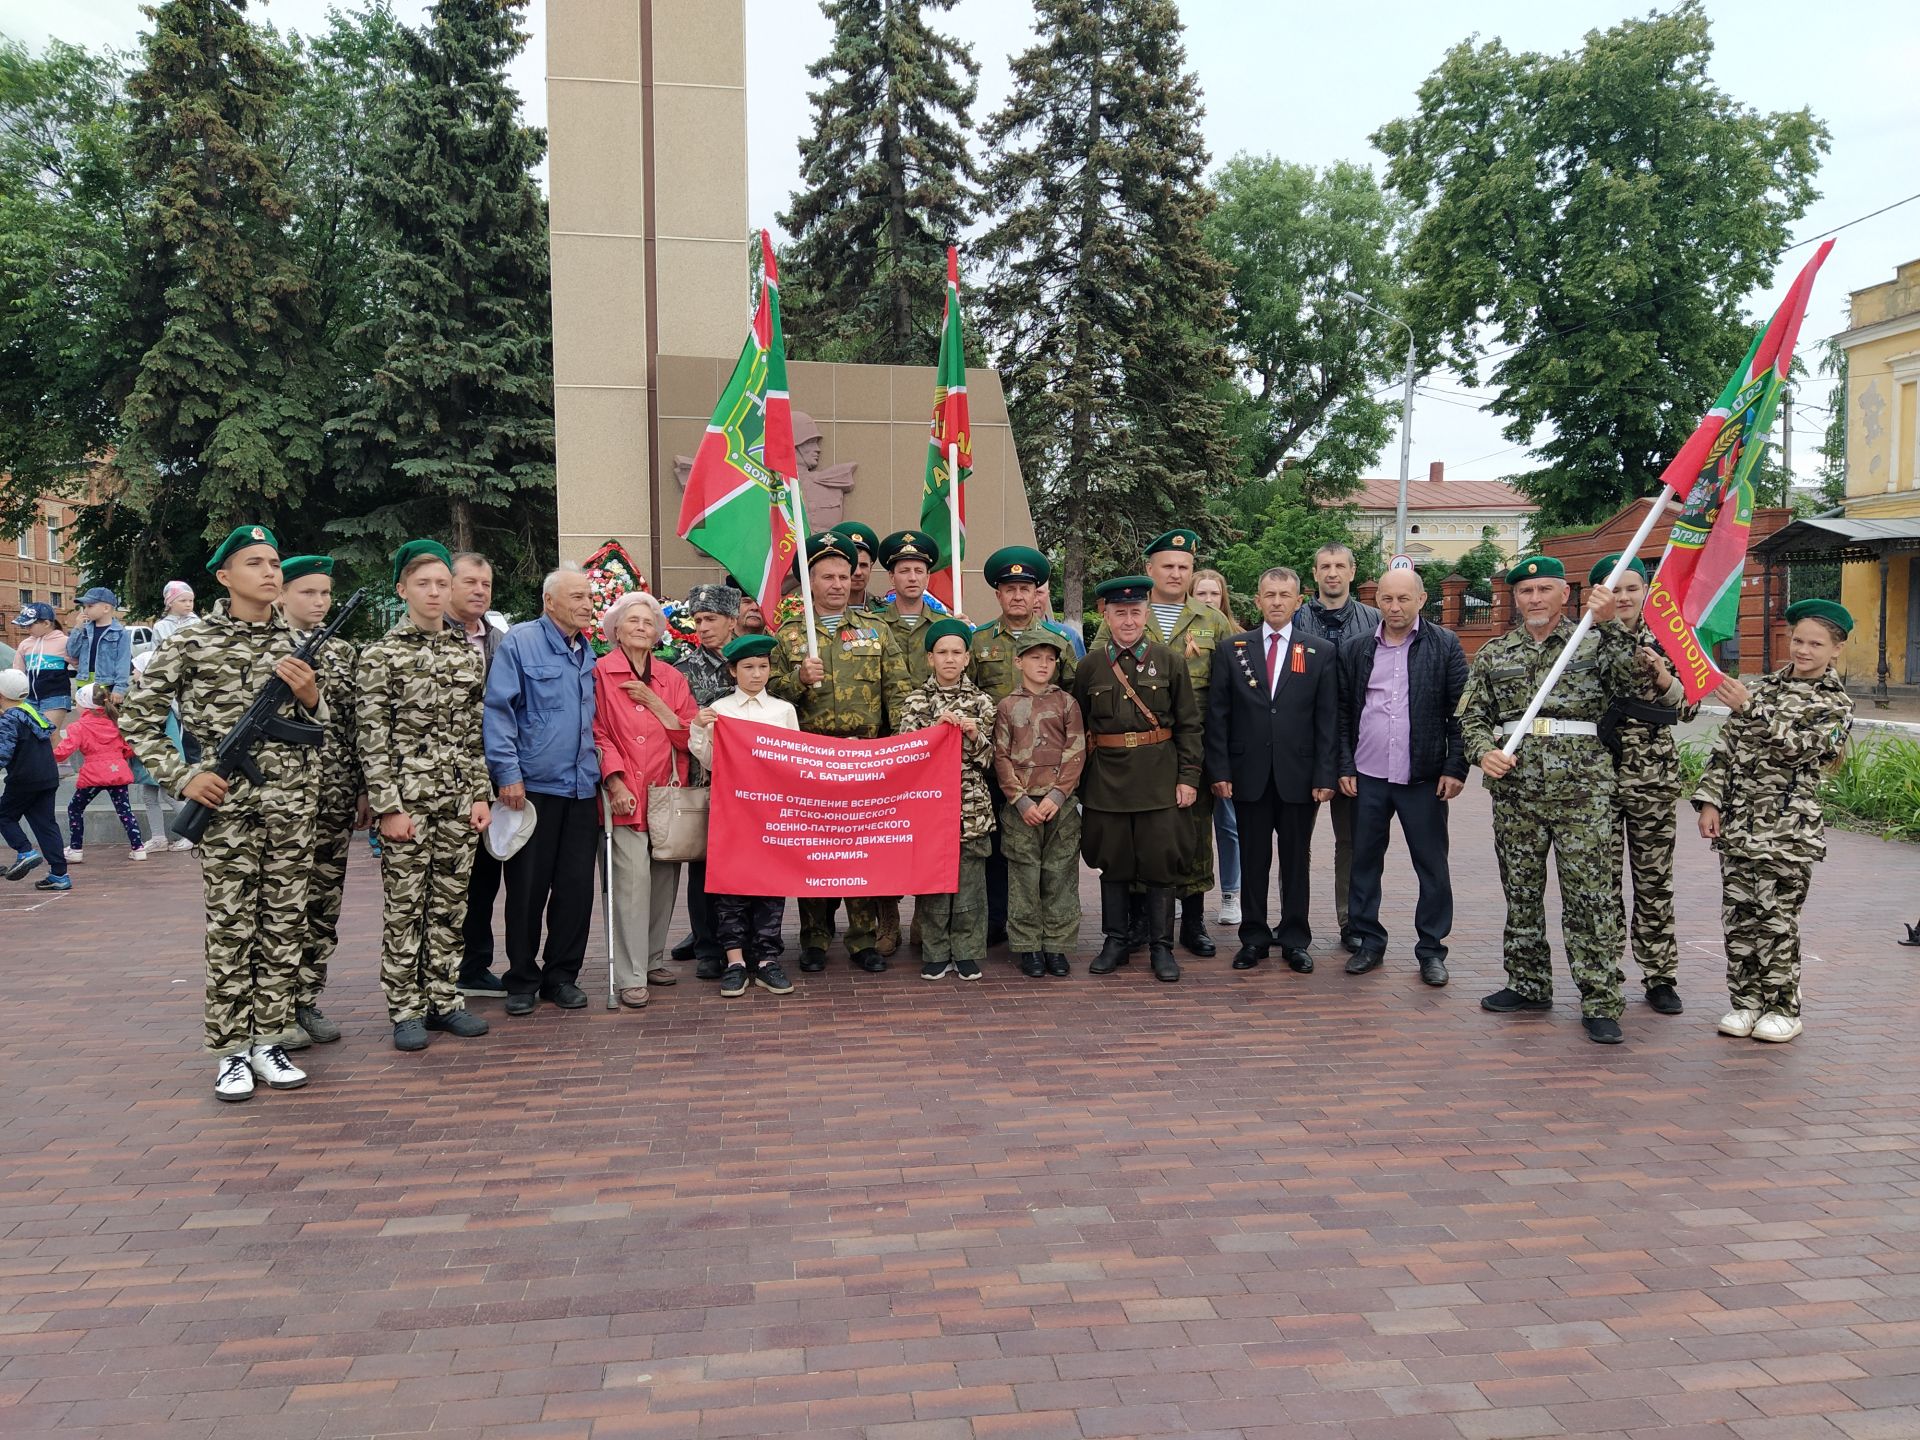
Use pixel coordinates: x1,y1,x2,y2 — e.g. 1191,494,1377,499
592,590,695,1009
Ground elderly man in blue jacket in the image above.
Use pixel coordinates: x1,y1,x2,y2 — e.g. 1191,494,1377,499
484,564,600,1015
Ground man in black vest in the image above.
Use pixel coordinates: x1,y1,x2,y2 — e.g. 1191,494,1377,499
1204,566,1339,973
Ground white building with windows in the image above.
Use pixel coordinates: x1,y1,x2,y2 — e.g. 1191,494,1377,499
1349,463,1536,564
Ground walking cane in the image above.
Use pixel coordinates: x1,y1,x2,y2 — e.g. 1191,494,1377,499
597,751,618,1009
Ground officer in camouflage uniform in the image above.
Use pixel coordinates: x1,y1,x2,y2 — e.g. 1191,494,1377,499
1695,598,1854,1044
1077,575,1204,983
277,555,363,1050
1589,554,1695,1016
1460,555,1640,1045
992,629,1085,977
356,540,493,1051
1093,530,1235,957
770,530,913,973
122,525,325,1102
832,520,882,608
894,618,999,981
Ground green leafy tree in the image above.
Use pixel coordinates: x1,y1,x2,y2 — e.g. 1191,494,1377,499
780,0,982,365
979,0,1235,619
0,40,136,541
334,0,555,601
98,0,318,607
1215,477,1381,601
1814,337,1846,509
1205,156,1406,503
1374,0,1827,527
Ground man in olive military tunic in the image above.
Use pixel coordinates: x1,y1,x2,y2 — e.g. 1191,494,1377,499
770,530,914,973
1093,530,1235,957
1459,555,1641,1045
1074,575,1203,983
969,546,1057,944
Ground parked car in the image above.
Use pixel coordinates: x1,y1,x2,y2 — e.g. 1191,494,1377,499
127,623,156,662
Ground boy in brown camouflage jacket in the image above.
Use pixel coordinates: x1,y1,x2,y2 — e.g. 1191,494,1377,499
991,631,1085,978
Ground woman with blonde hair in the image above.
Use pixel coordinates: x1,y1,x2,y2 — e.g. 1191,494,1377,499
1190,569,1241,630
592,590,696,1009
1189,567,1243,926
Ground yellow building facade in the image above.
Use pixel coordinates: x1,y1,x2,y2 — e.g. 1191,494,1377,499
1836,257,1920,686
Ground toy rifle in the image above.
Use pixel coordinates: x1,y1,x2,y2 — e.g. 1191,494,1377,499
170,588,367,844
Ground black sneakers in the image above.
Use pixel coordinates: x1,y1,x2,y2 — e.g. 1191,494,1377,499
955,958,982,981
426,1009,489,1037
295,1003,341,1043
1645,984,1684,1015
753,962,794,995
1583,1016,1624,1045
1481,987,1552,1012
719,964,749,997
393,1018,430,1051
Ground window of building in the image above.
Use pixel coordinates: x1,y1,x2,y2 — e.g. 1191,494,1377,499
14,531,28,559
18,588,32,607
45,522,60,564
1901,380,1918,492
50,592,62,610
1409,524,1421,535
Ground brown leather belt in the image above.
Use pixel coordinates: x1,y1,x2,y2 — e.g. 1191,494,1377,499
1092,727,1172,749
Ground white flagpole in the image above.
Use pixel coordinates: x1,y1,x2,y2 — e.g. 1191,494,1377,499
1498,490,1673,757
782,475,822,682
947,441,964,617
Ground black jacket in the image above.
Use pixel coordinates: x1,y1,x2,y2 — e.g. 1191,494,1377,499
1298,596,1381,649
1203,626,1339,803
1334,621,1470,785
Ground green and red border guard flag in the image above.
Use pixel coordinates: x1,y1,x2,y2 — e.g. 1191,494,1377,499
1647,240,1833,701
921,246,972,608
676,230,799,614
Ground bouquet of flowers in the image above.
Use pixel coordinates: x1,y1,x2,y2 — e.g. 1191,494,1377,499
582,539,646,655
656,598,700,663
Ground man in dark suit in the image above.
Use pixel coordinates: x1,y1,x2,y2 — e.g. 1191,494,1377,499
1205,566,1339,972
1334,565,1469,987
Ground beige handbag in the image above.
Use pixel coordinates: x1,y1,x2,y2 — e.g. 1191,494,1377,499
645,755,709,862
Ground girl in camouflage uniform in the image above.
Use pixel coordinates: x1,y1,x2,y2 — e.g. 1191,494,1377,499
897,619,999,982
1694,599,1855,1044
356,541,493,1052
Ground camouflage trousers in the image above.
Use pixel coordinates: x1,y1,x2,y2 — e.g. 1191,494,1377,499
297,798,357,1006
917,837,991,965
198,792,316,1055
1722,855,1811,1018
800,896,880,956
1611,783,1681,990
1001,800,1082,952
378,810,477,1023
1490,786,1626,1019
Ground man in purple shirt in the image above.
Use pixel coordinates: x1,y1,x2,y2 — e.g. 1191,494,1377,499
1334,567,1469,986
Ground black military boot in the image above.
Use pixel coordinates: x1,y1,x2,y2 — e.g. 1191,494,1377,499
1125,892,1149,953
1148,889,1180,983
1018,951,1046,978
1179,893,1216,957
1089,881,1132,975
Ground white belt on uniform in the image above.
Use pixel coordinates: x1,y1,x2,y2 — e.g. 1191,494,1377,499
1499,718,1599,737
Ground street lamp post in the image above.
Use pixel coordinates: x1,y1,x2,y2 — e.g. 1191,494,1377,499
1342,291,1416,559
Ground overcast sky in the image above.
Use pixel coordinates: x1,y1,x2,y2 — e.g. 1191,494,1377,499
6,0,1916,486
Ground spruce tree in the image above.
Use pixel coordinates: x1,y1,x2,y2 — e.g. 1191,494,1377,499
979,0,1234,619
104,0,316,606
336,0,553,595
779,0,981,365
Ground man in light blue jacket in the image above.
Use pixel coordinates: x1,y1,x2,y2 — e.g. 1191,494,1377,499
484,565,600,1015
67,587,132,701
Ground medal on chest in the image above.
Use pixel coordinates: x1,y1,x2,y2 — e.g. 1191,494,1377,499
1291,642,1307,675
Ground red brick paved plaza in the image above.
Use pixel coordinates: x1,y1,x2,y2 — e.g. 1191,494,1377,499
5,782,1920,1440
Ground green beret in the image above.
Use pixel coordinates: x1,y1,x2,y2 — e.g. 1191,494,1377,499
280,555,334,584
831,521,879,558
1095,574,1153,604
392,538,453,585
922,617,973,652
877,529,941,570
206,524,279,573
1588,553,1646,586
1784,598,1853,636
1015,629,1072,658
805,530,857,568
723,634,779,663
1145,529,1201,558
1505,554,1565,585
983,545,1050,587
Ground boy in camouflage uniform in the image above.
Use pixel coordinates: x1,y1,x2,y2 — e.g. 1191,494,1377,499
1590,555,1695,1016
1695,598,1854,1044
121,525,325,1102
277,555,365,1048
356,541,493,1051
1460,557,1640,1045
992,630,1085,977
895,618,999,981
771,530,913,972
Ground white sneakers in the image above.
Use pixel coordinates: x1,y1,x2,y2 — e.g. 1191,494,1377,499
129,844,150,861
64,847,83,863
1718,1008,1802,1043
213,1045,311,1101
169,838,194,853
1217,891,1242,926
215,1054,254,1102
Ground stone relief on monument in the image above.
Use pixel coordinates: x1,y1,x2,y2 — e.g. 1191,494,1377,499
672,409,858,533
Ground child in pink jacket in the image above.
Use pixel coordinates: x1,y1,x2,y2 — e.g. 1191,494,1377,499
55,684,147,861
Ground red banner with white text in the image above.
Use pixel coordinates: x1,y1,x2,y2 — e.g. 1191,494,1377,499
705,718,961,897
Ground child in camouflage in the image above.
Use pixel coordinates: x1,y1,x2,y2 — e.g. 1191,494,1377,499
1694,598,1855,1045
991,631,1086,978
356,540,494,1053
896,619,998,982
